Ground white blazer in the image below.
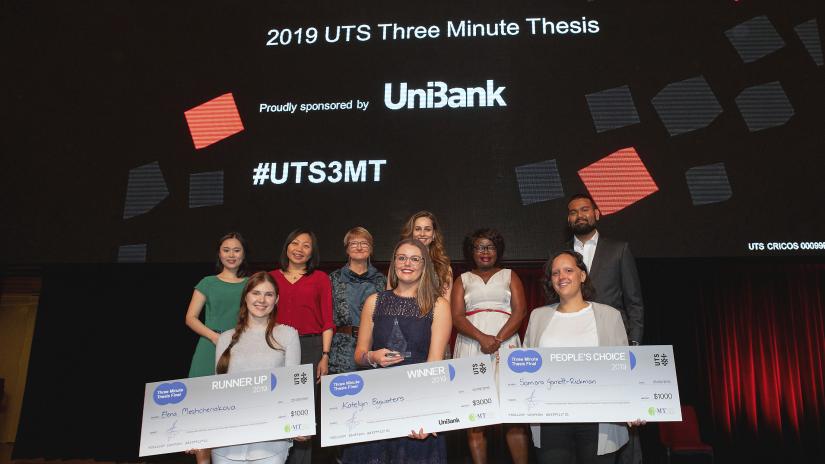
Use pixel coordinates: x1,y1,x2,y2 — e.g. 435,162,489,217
523,302,630,455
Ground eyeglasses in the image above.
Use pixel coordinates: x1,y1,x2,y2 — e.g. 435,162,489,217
473,245,496,253
395,255,423,265
348,241,370,249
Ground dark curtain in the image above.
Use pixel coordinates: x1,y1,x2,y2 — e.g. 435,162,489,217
515,261,825,461
12,264,211,460
696,263,825,458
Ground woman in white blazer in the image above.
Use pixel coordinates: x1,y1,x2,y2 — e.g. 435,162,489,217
523,250,630,464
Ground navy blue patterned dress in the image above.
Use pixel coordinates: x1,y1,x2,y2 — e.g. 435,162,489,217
341,290,447,464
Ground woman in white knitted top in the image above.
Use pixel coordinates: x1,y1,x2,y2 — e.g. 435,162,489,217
212,271,304,464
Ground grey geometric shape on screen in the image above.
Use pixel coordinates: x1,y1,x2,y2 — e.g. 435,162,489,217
123,161,169,219
725,15,785,63
585,85,640,133
652,76,722,136
685,163,732,206
117,244,147,263
794,19,823,66
514,159,564,206
189,170,224,208
735,81,794,132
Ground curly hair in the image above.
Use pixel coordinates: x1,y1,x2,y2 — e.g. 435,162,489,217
399,211,451,292
462,228,505,266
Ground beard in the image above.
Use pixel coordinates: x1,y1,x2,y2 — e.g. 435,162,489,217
570,220,596,236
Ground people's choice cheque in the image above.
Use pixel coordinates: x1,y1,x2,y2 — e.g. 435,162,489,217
320,355,500,446
139,364,316,456
499,345,682,423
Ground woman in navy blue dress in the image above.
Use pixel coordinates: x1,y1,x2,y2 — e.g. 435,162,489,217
342,239,452,464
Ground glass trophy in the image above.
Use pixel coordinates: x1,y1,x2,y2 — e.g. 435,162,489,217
387,317,412,358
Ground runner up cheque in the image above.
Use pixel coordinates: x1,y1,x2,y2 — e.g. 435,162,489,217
139,364,315,456
499,345,682,423
320,355,500,446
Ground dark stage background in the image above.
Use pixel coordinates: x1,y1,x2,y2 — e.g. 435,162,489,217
11,259,825,462
2,0,825,263
4,0,825,462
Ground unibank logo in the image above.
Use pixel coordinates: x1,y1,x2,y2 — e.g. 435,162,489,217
384,80,507,109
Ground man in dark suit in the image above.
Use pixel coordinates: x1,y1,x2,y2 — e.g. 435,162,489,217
563,193,643,345
563,193,644,464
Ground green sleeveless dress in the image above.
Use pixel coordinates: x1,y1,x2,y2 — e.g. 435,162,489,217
188,275,248,377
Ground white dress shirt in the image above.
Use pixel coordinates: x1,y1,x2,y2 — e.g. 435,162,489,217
573,230,599,273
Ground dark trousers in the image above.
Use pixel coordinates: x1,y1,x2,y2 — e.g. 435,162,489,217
537,423,617,464
617,426,642,464
286,335,323,464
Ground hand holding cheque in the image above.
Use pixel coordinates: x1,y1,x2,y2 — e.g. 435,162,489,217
320,355,501,446
139,365,316,457
140,348,679,453
498,346,682,423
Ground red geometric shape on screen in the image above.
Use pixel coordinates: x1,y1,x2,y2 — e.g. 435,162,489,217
184,93,244,150
577,147,659,215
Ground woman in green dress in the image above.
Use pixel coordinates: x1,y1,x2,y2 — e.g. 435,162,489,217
185,232,250,377
184,232,249,464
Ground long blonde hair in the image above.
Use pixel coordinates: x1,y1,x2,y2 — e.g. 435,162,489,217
388,239,441,316
400,211,451,292
216,272,282,374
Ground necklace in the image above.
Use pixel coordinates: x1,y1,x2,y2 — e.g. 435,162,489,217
284,269,304,283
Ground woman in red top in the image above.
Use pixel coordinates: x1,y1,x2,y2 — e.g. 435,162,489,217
269,228,333,464
269,228,334,378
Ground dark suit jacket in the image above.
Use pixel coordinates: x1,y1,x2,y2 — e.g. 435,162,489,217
563,235,644,343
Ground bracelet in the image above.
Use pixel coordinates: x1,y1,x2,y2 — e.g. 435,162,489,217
364,351,378,368
321,351,330,357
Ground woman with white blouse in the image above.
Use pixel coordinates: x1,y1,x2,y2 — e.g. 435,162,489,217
523,250,636,464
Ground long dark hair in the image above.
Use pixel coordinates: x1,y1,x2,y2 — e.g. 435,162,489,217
216,272,282,374
279,228,319,275
541,250,596,304
215,232,249,277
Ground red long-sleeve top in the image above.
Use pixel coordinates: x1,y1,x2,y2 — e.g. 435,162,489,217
269,269,334,335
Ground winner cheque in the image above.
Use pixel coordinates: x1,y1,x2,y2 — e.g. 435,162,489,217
499,345,682,423
139,364,315,456
320,355,500,446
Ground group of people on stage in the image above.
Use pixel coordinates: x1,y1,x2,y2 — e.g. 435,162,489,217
183,193,646,464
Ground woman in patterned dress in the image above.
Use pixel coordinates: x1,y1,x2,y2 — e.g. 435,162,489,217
329,227,387,374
